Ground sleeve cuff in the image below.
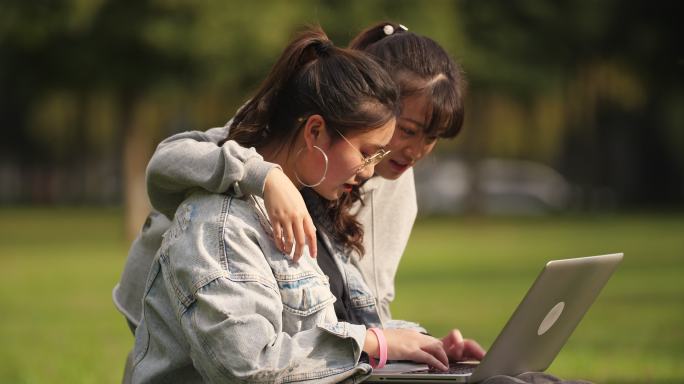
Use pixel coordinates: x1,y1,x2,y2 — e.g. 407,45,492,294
239,157,280,197
383,319,427,334
348,323,369,360
318,322,368,363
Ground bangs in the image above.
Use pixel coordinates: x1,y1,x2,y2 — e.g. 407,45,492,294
424,77,464,139
399,72,465,139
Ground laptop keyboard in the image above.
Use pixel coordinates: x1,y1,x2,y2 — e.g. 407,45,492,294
412,362,478,375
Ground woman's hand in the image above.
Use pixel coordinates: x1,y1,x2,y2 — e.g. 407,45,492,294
264,168,317,261
441,329,486,362
364,328,450,371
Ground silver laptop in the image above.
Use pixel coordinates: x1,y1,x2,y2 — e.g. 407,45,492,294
366,253,623,383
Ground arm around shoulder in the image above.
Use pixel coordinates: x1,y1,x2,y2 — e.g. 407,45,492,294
146,127,278,218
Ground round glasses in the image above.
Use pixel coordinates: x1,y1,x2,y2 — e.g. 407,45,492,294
334,129,391,173
296,116,391,173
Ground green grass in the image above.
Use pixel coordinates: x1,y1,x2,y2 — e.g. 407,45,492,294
0,208,682,383
0,208,130,384
393,215,684,383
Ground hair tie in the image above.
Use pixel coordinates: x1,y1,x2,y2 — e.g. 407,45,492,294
314,40,333,57
383,24,409,36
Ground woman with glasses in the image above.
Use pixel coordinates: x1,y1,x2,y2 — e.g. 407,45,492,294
115,22,485,377
129,27,457,383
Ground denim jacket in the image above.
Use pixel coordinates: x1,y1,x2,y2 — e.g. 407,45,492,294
302,189,422,333
131,191,372,383
301,189,382,329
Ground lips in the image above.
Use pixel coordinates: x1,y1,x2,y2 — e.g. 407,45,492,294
388,158,412,174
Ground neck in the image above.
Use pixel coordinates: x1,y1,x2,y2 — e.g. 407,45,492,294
258,144,303,190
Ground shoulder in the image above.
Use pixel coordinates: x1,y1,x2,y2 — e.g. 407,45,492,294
361,168,415,196
161,192,276,296
177,192,275,259
357,170,416,212
177,190,266,232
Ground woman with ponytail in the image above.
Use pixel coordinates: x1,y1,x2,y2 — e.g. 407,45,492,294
116,21,469,319
129,27,455,383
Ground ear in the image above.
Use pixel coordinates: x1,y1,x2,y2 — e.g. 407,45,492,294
302,114,330,149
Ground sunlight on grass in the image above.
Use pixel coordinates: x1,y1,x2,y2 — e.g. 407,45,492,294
392,215,684,383
0,208,131,384
0,209,682,383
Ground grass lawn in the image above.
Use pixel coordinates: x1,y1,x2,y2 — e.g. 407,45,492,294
393,214,684,384
0,208,682,383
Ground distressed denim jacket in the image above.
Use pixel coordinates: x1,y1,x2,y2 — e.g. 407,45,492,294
131,191,372,383
301,189,384,329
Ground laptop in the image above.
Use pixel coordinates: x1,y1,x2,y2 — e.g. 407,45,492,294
366,253,623,383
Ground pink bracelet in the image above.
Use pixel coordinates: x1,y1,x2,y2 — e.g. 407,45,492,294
368,327,388,369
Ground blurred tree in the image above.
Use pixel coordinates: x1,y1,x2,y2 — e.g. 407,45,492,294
0,0,197,237
1,0,681,225
84,0,198,239
455,0,683,208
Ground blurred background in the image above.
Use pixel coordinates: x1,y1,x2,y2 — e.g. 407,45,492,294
1,0,682,383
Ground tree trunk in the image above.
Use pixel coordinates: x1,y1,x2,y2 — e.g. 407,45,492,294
121,95,157,242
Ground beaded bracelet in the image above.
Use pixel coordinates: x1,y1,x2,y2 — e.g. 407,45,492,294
368,327,388,369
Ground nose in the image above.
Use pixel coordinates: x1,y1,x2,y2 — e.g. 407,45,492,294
405,136,434,162
356,163,375,181
404,142,421,162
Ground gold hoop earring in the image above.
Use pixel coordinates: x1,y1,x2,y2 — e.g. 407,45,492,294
294,145,328,187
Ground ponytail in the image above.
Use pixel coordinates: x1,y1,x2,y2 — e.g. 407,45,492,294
226,25,400,257
228,28,337,148
228,26,399,150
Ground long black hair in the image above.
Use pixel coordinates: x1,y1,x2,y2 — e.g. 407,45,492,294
226,25,400,256
228,26,399,152
350,21,466,139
